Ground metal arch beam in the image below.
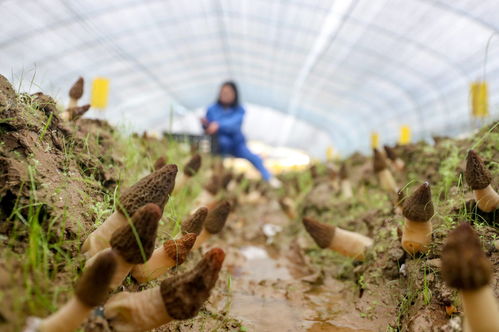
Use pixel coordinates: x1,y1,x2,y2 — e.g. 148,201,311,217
4,2,476,136
46,30,414,124
3,2,470,87
421,0,499,33
26,15,463,125
0,0,319,49
213,0,234,78
48,46,396,124
59,1,188,108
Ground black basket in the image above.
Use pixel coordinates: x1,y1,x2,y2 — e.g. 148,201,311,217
163,132,218,154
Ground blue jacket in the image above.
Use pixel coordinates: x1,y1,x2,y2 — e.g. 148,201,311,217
205,103,246,145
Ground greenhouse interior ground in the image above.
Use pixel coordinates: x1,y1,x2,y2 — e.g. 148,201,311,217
0,1,498,332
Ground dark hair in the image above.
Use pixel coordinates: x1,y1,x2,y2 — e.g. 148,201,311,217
217,81,239,108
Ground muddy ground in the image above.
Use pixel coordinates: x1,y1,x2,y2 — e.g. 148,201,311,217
0,74,498,332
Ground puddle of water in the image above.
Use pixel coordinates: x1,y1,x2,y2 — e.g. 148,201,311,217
307,322,372,332
239,245,292,281
229,293,302,332
226,245,376,332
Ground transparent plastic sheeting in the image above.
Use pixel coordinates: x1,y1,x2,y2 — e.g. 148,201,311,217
1,0,499,157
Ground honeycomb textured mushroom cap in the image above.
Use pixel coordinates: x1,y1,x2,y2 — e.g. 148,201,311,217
383,145,397,161
69,77,84,99
119,164,178,216
184,154,202,177
110,203,162,264
465,150,492,190
441,222,492,290
204,201,231,234
303,217,335,249
373,149,388,173
181,207,208,235
75,250,117,307
163,233,197,265
402,182,434,222
153,156,167,171
160,248,225,320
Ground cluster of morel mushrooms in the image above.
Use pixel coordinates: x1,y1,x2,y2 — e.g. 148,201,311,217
302,146,498,331
24,78,499,332
23,80,234,332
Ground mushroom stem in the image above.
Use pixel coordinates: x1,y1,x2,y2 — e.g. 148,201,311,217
104,287,172,332
401,219,432,254
24,250,116,332
68,97,78,109
60,111,71,121
82,211,127,259
378,169,398,193
192,228,211,250
130,247,176,283
393,158,405,171
302,217,373,261
192,201,231,250
84,248,134,289
86,203,161,288
340,179,353,199
461,286,499,332
279,197,297,220
36,298,90,332
329,227,373,260
400,182,434,254
105,248,224,332
82,165,178,260
474,184,499,213
131,233,197,283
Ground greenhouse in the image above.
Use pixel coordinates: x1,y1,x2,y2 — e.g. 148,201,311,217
0,1,498,331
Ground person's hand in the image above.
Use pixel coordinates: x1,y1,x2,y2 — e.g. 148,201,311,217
200,117,209,126
206,122,219,135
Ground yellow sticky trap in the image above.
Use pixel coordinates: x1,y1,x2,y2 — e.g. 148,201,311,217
91,77,110,109
326,146,334,160
470,81,489,117
370,132,379,149
399,125,411,145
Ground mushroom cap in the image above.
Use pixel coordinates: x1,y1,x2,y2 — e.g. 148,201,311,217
67,104,91,121
75,250,117,307
181,207,208,235
402,182,434,222
204,174,221,195
465,150,492,190
373,148,388,173
183,153,202,177
110,203,162,264
153,156,167,171
235,173,245,184
221,172,233,189
204,201,231,234
309,165,319,179
441,222,492,290
159,248,225,320
119,164,178,216
302,217,336,249
69,77,84,99
383,145,397,161
339,163,348,180
163,233,197,265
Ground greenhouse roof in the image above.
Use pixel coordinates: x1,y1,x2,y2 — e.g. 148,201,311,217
1,0,498,156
